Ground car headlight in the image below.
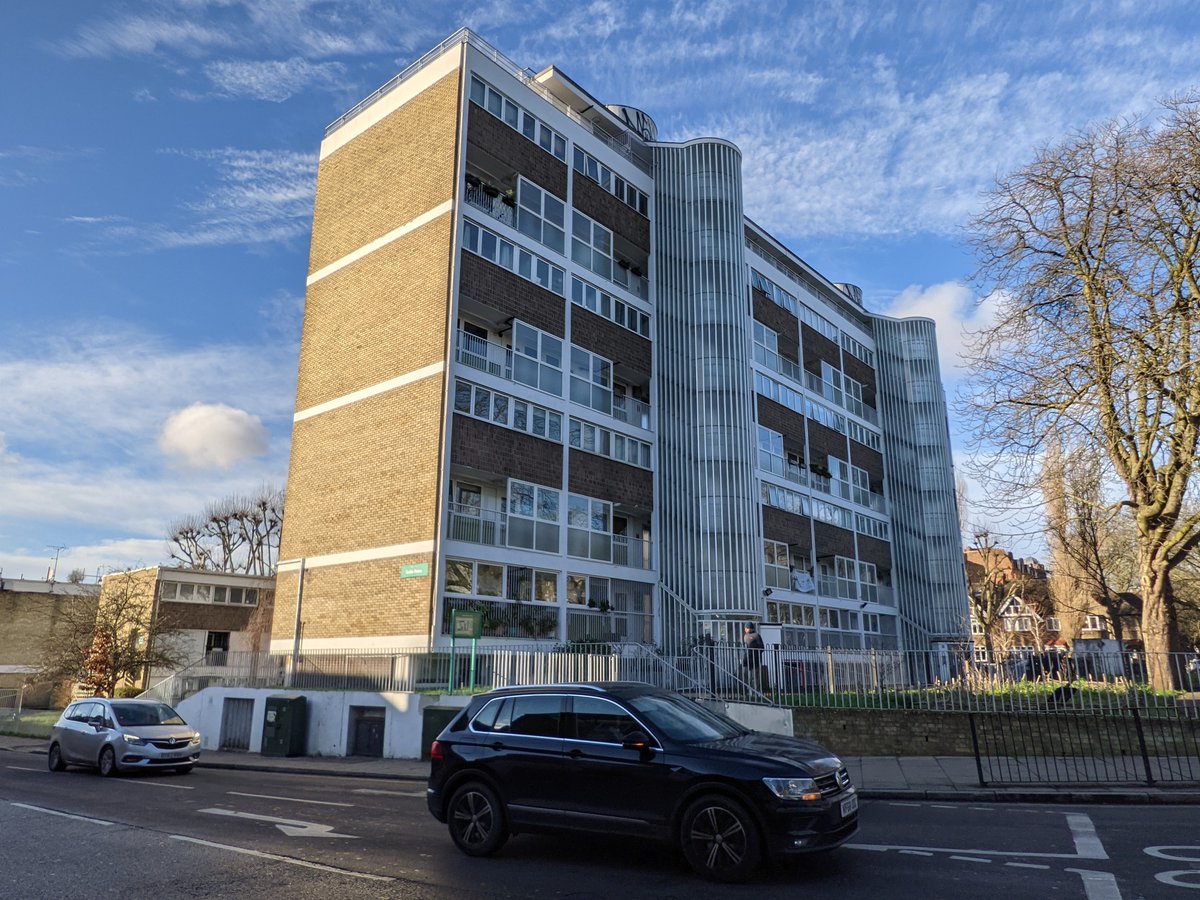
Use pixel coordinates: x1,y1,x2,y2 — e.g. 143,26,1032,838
763,777,822,801
190,733,201,744
123,735,147,745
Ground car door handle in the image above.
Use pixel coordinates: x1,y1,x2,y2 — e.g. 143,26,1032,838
568,748,583,759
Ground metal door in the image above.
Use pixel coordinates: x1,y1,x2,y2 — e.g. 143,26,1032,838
219,697,254,751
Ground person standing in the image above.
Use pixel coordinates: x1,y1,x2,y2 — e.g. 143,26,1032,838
742,624,765,690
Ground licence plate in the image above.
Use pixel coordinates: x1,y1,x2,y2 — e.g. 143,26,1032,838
840,794,858,818
166,751,190,759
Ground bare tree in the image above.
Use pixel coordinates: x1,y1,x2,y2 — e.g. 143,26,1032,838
38,570,186,698
964,96,1200,687
965,531,1029,662
167,485,284,575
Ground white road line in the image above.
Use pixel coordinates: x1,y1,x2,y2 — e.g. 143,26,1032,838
899,850,934,856
5,766,42,772
1066,868,1124,900
351,788,426,798
1066,814,1109,861
845,843,1105,860
170,836,392,881
128,779,194,790
10,802,114,826
228,792,352,807
887,801,922,807
950,856,993,864
969,807,993,812
931,804,958,809
1006,862,1051,870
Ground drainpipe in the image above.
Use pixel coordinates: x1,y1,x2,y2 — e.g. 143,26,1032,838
287,559,305,687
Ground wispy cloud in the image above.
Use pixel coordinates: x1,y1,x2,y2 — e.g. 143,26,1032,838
202,57,347,101
57,15,236,59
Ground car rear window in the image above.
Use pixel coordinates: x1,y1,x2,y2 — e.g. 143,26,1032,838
472,695,563,737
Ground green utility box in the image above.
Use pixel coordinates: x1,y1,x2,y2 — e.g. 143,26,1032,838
262,694,307,757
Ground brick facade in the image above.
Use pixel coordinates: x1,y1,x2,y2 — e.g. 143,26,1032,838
801,323,841,371
467,102,568,199
757,395,807,452
849,440,885,486
569,306,651,377
459,251,565,336
567,449,652,510
808,420,848,462
752,289,800,357
762,507,812,554
571,171,650,252
856,535,892,571
814,521,856,559
451,413,563,487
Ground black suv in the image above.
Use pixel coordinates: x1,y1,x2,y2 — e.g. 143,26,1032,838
427,682,857,882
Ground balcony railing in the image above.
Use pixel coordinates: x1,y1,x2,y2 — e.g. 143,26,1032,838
464,180,516,228
567,607,654,643
612,262,650,302
613,534,652,570
754,344,804,384
759,451,808,487
612,394,651,429
804,370,844,407
455,330,512,380
446,503,508,547
441,595,560,640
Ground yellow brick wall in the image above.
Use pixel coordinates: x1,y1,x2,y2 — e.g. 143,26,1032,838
295,218,453,411
0,589,99,668
273,554,435,642
281,375,444,561
308,70,461,274
276,62,464,645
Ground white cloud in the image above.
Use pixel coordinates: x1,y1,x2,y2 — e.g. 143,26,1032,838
879,282,1001,379
159,403,270,471
203,57,348,101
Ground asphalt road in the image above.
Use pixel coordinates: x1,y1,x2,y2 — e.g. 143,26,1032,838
0,759,1197,899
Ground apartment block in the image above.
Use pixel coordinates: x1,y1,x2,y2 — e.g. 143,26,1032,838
275,29,968,655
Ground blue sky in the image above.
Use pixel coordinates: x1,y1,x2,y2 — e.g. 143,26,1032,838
2,0,1198,580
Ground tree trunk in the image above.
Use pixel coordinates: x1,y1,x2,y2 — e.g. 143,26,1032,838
1140,564,1177,690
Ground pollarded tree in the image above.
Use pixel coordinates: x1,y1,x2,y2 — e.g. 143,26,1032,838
964,96,1200,688
167,485,284,576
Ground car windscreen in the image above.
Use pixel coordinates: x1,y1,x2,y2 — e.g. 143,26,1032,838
626,694,746,743
110,702,186,727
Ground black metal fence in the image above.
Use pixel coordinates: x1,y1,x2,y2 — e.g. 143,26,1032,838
969,708,1200,786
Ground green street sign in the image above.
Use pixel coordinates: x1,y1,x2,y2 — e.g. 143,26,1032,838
400,562,430,579
451,609,482,639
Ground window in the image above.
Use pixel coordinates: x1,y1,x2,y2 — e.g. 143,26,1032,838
570,696,642,744
462,220,564,295
454,379,563,442
476,695,565,737
841,331,875,366
572,147,649,216
847,419,882,451
571,277,650,337
1046,616,1062,632
858,562,878,603
205,631,230,654
569,347,612,414
567,494,612,562
507,480,560,553
1084,614,1107,631
446,559,556,601
568,418,651,469
855,513,890,541
760,480,811,518
516,178,565,254
512,322,563,396
572,211,621,283
764,539,790,589
469,76,567,161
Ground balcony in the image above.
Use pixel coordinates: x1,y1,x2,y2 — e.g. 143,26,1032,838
441,595,559,640
464,177,516,228
446,503,508,547
612,393,651,429
567,606,653,643
754,344,804,384
759,451,808,488
804,370,844,407
612,259,650,302
456,330,512,380
613,534,652,570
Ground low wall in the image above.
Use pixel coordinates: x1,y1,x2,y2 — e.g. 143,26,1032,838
793,707,976,756
178,688,471,759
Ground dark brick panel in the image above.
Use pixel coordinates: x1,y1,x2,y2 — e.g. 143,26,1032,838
849,440,885,485
567,449,653,510
452,414,562,486
752,290,800,358
157,603,256,632
467,103,567,198
757,396,807,451
763,507,812,554
572,172,651,253
459,252,565,337
842,352,877,393
857,535,892,570
570,306,651,377
802,323,841,371
814,521,856,559
808,420,848,462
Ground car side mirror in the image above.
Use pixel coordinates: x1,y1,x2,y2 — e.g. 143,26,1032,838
622,731,652,752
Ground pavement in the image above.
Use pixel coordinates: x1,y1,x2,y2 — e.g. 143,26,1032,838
2,732,1197,804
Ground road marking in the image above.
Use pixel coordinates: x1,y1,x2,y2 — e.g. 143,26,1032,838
1006,863,1051,870
1155,871,1200,890
5,766,42,772
199,807,359,839
950,855,992,864
1145,846,1200,862
228,792,352,807
170,836,392,881
931,804,957,809
1066,868,1124,900
845,843,1107,860
1066,815,1109,860
969,807,993,811
899,850,933,856
10,802,114,826
128,779,194,790
351,788,425,798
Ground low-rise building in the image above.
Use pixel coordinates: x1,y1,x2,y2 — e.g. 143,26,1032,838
0,577,100,707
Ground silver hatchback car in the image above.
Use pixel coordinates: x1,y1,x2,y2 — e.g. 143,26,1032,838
49,698,202,776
